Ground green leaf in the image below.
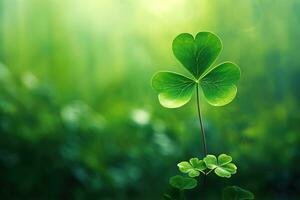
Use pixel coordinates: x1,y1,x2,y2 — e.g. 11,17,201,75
188,170,200,177
152,71,196,108
204,154,237,178
172,32,222,79
163,194,174,200
222,186,254,200
189,158,206,171
203,155,218,169
200,62,241,106
152,32,240,108
177,158,206,177
177,161,200,177
218,154,233,165
169,175,197,190
215,164,236,178
177,162,192,173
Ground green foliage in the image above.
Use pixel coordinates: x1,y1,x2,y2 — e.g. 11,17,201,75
204,154,237,178
177,154,237,179
152,32,240,108
222,186,254,200
172,32,222,79
163,194,174,200
3,1,300,199
152,72,196,108
171,155,249,199
177,158,206,177
156,32,241,199
169,175,197,190
200,62,240,106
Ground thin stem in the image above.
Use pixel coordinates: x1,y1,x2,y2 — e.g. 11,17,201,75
205,169,214,175
196,84,208,200
196,84,208,157
180,190,186,200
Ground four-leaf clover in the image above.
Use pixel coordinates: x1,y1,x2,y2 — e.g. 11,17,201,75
204,154,237,178
152,32,240,108
177,158,206,177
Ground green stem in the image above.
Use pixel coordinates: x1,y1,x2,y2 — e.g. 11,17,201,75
180,190,186,200
205,169,214,175
196,84,207,199
196,84,208,157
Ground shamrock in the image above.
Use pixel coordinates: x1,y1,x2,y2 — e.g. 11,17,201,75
177,158,206,177
203,154,237,178
169,175,197,190
152,32,240,108
222,186,254,200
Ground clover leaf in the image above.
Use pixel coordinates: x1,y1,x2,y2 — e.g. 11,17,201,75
177,158,206,177
169,175,197,190
203,154,237,178
172,32,222,79
152,32,240,108
222,186,254,200
152,72,196,108
163,194,174,200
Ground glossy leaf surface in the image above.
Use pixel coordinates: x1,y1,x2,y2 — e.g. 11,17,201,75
172,32,222,79
200,62,240,106
152,72,196,108
204,154,237,178
177,158,206,177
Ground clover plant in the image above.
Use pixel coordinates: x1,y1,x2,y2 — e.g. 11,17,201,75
222,186,254,200
152,32,254,199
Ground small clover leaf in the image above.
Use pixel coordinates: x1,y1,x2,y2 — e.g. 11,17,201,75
222,186,254,200
152,32,240,108
177,158,207,177
204,154,237,178
169,175,197,190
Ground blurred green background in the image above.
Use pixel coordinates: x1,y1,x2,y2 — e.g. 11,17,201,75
0,0,300,199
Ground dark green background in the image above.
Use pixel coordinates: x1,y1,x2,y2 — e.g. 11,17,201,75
0,0,299,199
